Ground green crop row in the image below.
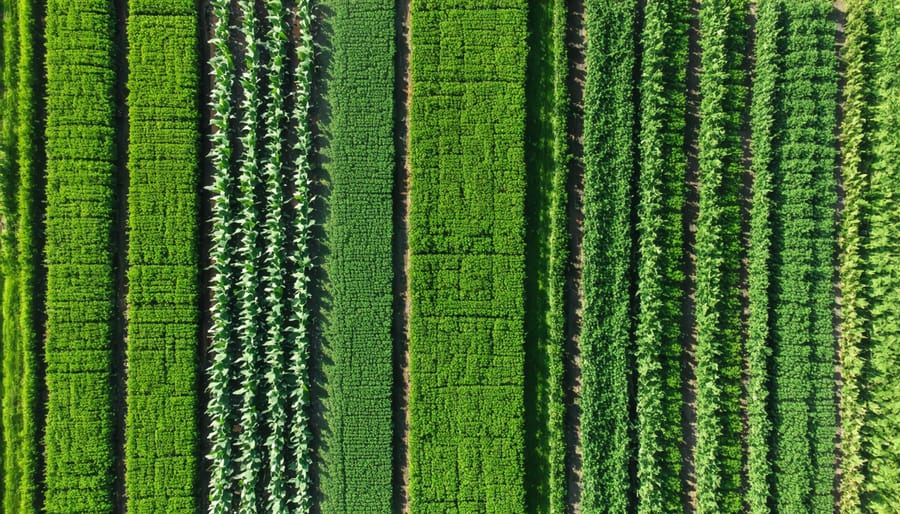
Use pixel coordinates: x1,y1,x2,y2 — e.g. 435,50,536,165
523,0,568,510
233,0,266,508
205,1,314,512
863,0,900,510
43,0,119,511
316,0,395,512
634,0,688,511
0,0,21,510
0,0,39,510
749,1,838,512
124,1,199,512
580,1,637,511
773,3,837,512
409,0,528,511
205,0,239,510
838,0,871,510
746,0,779,509
693,1,747,512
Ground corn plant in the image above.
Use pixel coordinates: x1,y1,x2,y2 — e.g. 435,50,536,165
206,0,239,512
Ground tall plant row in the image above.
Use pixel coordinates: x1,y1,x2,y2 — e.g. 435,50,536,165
634,0,689,511
693,1,748,512
861,0,900,510
205,0,314,511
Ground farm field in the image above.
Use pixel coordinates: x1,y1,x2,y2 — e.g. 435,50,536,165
0,0,897,513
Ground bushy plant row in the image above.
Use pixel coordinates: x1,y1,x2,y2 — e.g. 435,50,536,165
43,0,119,511
124,1,199,512
0,0,23,510
693,1,747,512
316,0,395,512
409,0,528,511
862,1,900,509
580,1,637,511
750,1,838,511
634,0,688,511
205,1,313,512
523,0,568,510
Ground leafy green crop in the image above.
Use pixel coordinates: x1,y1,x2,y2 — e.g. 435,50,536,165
750,1,838,511
125,1,199,512
693,1,747,512
43,0,119,510
634,0,688,511
409,0,528,511
580,1,637,511
206,1,239,511
315,0,395,512
746,1,780,510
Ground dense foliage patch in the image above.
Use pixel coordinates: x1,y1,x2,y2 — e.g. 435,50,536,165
43,0,119,510
693,1,747,512
580,1,637,511
315,0,396,512
409,0,528,511
125,1,199,511
750,1,838,511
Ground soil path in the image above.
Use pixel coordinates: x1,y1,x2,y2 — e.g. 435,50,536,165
680,0,702,511
111,0,131,510
391,0,412,510
564,0,586,509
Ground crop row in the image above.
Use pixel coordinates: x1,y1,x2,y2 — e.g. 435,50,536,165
523,0,568,510
580,0,637,511
124,1,199,512
838,0,870,509
1,0,40,510
840,0,900,510
205,1,313,512
43,0,119,511
409,1,529,511
749,1,838,511
693,1,747,512
634,0,689,511
315,0,395,512
865,0,900,508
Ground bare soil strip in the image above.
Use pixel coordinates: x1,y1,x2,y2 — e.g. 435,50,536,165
680,1,702,511
111,0,131,510
31,0,49,508
831,0,847,505
564,0,586,509
197,2,217,510
391,0,412,510
739,2,757,501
